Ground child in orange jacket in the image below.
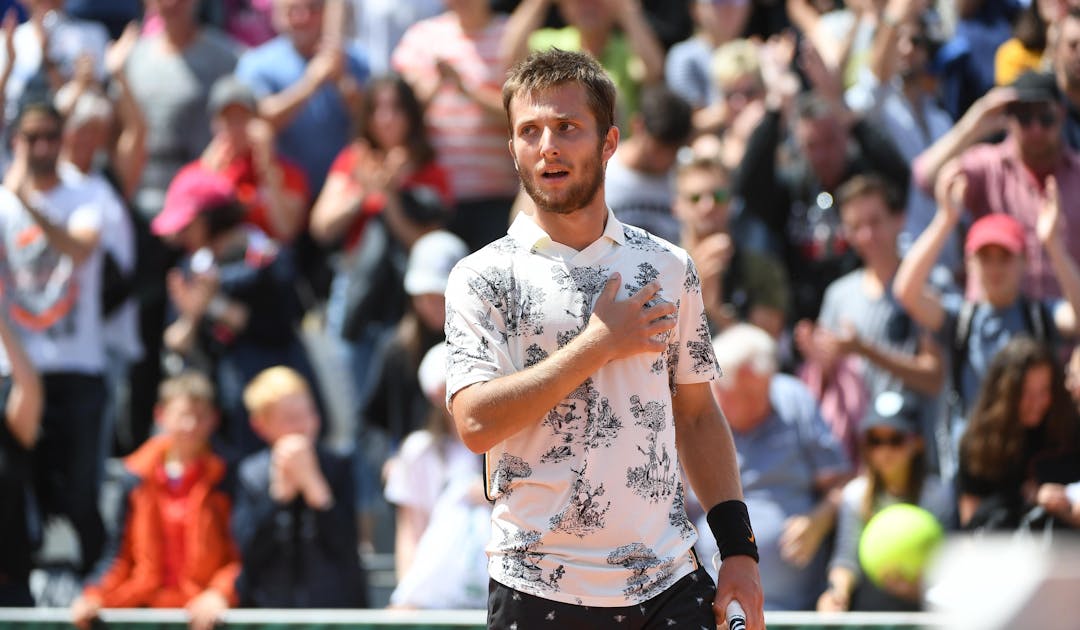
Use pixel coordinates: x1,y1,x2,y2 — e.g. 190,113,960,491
71,372,239,630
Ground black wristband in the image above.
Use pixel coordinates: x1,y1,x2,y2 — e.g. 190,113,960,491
707,500,759,563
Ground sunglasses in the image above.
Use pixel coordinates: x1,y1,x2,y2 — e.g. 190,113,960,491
21,130,60,144
1009,107,1059,128
865,432,907,449
686,188,731,204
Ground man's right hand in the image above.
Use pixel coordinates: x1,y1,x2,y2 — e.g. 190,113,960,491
587,272,677,362
933,162,967,227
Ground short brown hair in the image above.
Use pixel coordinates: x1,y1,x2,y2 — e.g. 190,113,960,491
836,174,904,216
676,154,730,180
502,48,617,139
242,366,311,418
158,371,216,405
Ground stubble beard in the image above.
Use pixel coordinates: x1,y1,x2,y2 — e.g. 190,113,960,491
518,142,606,216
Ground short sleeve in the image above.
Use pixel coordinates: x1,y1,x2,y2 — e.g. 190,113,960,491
830,477,867,573
443,261,518,407
329,145,358,176
235,50,273,99
672,256,721,385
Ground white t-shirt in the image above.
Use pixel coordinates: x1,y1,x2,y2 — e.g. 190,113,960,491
0,182,104,374
384,429,480,516
58,163,142,362
445,209,721,606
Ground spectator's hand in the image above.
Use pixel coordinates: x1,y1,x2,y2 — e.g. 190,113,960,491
435,57,465,93
1036,175,1062,248
2,137,29,196
269,451,299,502
881,0,928,25
879,569,921,602
274,434,332,508
105,21,139,79
817,587,850,612
166,268,219,321
779,512,830,567
713,555,765,630
1036,482,1073,517
29,9,50,64
933,161,966,226
70,595,102,630
793,319,818,362
307,44,344,86
72,52,95,89
760,32,799,111
200,135,238,173
246,118,277,173
691,232,735,283
186,589,228,630
798,38,845,118
964,87,1016,140
586,273,678,362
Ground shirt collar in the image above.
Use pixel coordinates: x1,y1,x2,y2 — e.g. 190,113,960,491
507,207,627,253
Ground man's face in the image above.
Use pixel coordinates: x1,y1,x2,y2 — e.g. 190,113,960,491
796,115,846,188
16,110,61,177
213,104,254,148
274,0,324,48
840,193,902,262
508,83,617,216
896,21,930,80
1008,101,1064,163
674,167,732,235
692,0,752,44
1057,17,1080,92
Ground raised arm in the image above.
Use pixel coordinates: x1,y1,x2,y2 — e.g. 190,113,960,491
450,273,676,453
108,23,147,203
911,87,1015,194
893,166,964,333
1037,176,1080,336
0,310,41,448
612,0,665,85
499,0,552,70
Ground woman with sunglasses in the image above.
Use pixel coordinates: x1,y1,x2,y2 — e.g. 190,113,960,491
958,336,1080,531
817,391,953,612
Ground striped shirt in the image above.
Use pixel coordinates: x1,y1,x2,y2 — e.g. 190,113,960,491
392,13,519,202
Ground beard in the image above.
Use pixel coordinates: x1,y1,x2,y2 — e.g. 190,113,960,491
27,154,57,177
518,142,606,216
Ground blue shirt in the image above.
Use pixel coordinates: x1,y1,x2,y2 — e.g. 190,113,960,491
732,374,850,610
236,36,369,191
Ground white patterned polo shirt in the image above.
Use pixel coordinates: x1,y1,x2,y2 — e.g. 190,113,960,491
445,209,721,606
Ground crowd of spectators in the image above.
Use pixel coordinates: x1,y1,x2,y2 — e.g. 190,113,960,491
0,0,1079,623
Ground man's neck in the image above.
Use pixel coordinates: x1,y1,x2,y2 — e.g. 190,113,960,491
162,20,198,52
532,201,609,252
616,138,647,172
864,255,900,290
29,172,61,192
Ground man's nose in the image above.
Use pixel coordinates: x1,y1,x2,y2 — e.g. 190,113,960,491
539,127,560,158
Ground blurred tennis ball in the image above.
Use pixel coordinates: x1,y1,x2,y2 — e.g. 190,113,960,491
859,503,944,588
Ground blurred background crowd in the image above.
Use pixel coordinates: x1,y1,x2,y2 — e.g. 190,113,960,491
0,0,1079,623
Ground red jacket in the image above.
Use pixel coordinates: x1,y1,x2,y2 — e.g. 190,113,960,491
84,436,240,607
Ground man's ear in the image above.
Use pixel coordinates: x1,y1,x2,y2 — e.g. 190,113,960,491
602,125,620,163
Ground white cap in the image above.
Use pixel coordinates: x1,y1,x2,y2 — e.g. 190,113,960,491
404,230,468,296
417,342,448,400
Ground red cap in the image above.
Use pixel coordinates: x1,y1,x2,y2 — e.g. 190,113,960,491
151,164,236,236
964,213,1026,257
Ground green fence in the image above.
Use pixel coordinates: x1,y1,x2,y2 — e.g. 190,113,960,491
0,608,941,629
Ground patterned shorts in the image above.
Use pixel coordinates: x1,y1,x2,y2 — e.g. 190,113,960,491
487,566,718,630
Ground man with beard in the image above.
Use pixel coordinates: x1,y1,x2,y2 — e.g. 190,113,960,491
912,70,1080,302
443,49,764,629
0,101,106,574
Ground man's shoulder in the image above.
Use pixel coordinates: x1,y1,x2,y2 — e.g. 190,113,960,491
239,35,294,68
619,222,688,262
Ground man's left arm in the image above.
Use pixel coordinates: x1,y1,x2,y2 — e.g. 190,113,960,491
673,383,764,630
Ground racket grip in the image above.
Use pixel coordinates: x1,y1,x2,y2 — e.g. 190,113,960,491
726,600,746,630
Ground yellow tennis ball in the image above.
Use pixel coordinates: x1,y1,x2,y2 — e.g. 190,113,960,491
859,503,944,588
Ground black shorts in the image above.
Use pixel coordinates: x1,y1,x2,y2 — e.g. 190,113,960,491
487,566,717,630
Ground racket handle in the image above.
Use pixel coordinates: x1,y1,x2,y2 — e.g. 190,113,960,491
726,600,746,630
